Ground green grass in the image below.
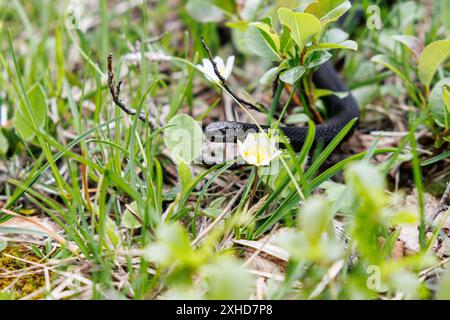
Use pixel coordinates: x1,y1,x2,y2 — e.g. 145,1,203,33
0,0,449,300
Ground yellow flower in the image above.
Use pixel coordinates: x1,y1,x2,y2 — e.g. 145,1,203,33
237,133,282,166
197,56,234,84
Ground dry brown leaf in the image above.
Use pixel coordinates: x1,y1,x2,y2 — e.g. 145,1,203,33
234,239,289,262
1,216,62,238
392,240,405,260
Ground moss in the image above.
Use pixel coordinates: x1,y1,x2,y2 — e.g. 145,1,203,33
0,246,48,299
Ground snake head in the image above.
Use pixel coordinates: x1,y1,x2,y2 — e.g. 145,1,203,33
204,121,249,143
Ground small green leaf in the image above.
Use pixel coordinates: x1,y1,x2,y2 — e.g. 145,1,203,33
371,54,408,82
320,181,353,214
418,40,450,88
15,85,47,140
279,25,293,55
249,20,281,53
429,78,450,128
318,1,351,24
277,8,321,51
317,40,358,51
299,197,333,244
203,256,252,300
144,223,201,267
314,88,349,99
285,113,310,125
306,50,332,69
305,0,349,21
104,216,119,247
443,85,450,113
259,67,279,85
225,21,248,31
203,196,227,218
0,130,8,155
388,209,418,225
346,161,385,193
164,114,203,164
280,66,306,85
244,26,281,61
297,0,317,12
211,0,235,13
308,28,357,55
178,161,193,193
122,201,141,229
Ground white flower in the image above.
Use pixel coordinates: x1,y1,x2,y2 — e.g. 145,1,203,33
237,133,282,167
197,56,234,84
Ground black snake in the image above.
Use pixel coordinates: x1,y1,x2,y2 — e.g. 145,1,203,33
203,61,360,153
200,0,374,158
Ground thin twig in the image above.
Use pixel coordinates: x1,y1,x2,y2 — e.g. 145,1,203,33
302,77,324,123
431,182,450,221
284,83,302,108
308,74,323,123
107,53,153,127
200,36,266,114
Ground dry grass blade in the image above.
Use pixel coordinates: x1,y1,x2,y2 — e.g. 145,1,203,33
0,208,78,255
191,188,244,246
